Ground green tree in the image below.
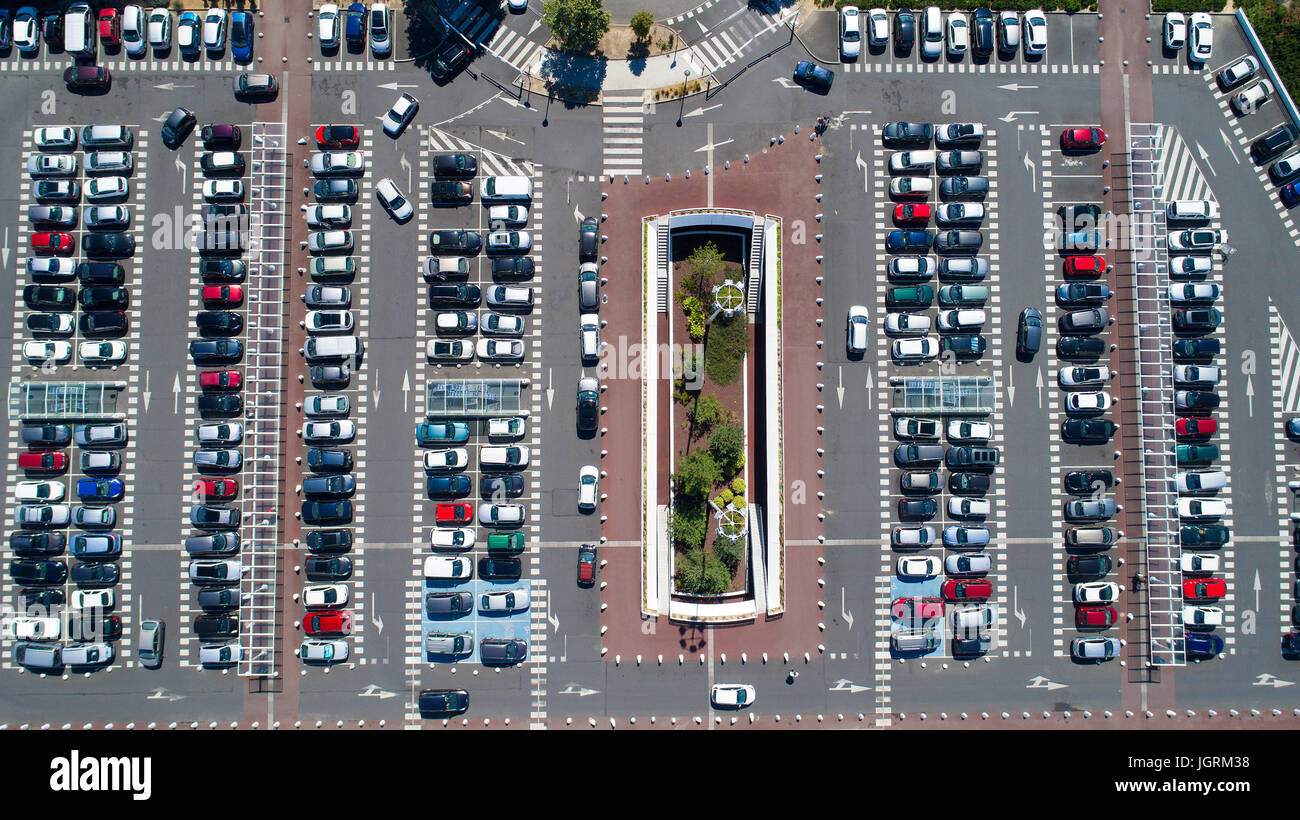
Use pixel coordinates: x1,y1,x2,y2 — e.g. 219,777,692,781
691,394,723,430
709,424,745,477
676,450,720,498
676,549,730,594
543,0,612,54
667,500,708,550
678,241,725,303
630,10,655,41
714,536,745,574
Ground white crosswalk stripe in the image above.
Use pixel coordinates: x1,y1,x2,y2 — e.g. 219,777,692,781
1275,304,1300,414
602,92,644,179
424,128,531,179
1157,125,1215,204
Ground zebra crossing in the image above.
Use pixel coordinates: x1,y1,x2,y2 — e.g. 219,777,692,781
425,128,533,179
683,6,794,75
1274,303,1300,414
486,27,547,74
1157,125,1215,204
602,91,645,179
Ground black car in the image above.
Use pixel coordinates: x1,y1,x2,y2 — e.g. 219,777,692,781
426,475,472,498
196,311,243,335
430,39,470,81
948,473,990,495
79,311,128,337
953,634,991,657
23,589,65,609
306,529,353,554
9,559,67,586
27,313,69,335
429,181,473,204
1173,338,1220,359
1057,335,1106,359
302,500,352,525
1066,554,1113,579
577,379,599,433
65,65,110,91
197,394,243,416
77,262,125,285
190,339,244,364
418,688,470,717
491,256,534,279
201,124,242,149
478,557,522,581
1016,307,1042,357
1061,418,1118,444
197,587,239,610
42,12,63,51
70,562,119,587
882,121,933,148
311,365,350,387
429,230,481,254
200,230,244,255
480,474,524,498
579,215,599,262
434,153,477,177
82,233,135,259
939,335,985,360
304,475,355,498
24,285,75,311
898,498,938,519
78,287,128,310
939,176,989,199
1064,470,1114,495
793,60,834,93
161,107,197,149
894,7,915,51
972,7,994,56
304,556,352,581
1058,204,1103,230
1181,524,1229,547
425,592,473,615
202,203,248,223
1252,123,1299,162
314,178,358,201
428,284,482,308
12,532,66,556
67,615,123,642
193,615,238,639
184,533,241,556
200,259,247,281
307,448,353,473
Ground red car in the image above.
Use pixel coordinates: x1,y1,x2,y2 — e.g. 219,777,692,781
31,232,75,255
202,285,243,306
436,503,473,524
577,544,597,586
1183,578,1226,601
1064,255,1104,278
200,370,242,391
942,580,992,601
1075,606,1116,628
891,596,945,621
1061,127,1107,150
195,479,239,501
98,9,121,46
894,203,931,223
315,125,360,148
303,610,352,636
1176,417,1216,437
18,451,68,472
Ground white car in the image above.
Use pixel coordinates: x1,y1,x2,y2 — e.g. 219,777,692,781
203,179,243,201
1022,9,1047,56
302,420,355,443
889,150,936,173
317,3,339,49
24,340,72,365
892,526,936,548
1179,497,1226,520
478,338,525,362
307,230,353,253
426,339,473,362
948,497,990,519
892,336,938,361
369,2,392,57
147,8,171,49
488,417,526,439
1189,12,1212,63
944,553,992,576
888,256,933,279
9,617,61,641
306,310,353,334
435,311,477,334
479,503,526,526
198,643,242,667
578,465,599,511
1231,80,1273,116
79,341,127,366
1164,12,1186,50
1168,283,1220,303
1058,366,1113,388
423,556,473,580
885,312,931,336
305,395,349,417
997,10,1020,53
1181,553,1221,574
28,154,77,177
73,588,116,610
189,559,242,585
311,151,365,176
867,8,889,47
423,448,469,471
710,683,756,708
482,313,525,336
375,177,413,222
381,92,419,138
898,556,940,578
580,314,601,362
197,423,243,446
1073,581,1118,605
34,127,77,151
1169,255,1213,277
480,588,530,612
300,639,349,664
86,177,129,201
890,177,933,198
15,481,66,503
1182,606,1223,628
847,305,869,352
202,7,227,50
121,5,146,55
840,6,861,59
480,446,530,469
487,231,531,252
921,5,943,59
946,12,968,57
487,205,529,226
946,420,990,442
1174,365,1220,385
12,10,39,53
303,583,349,608
936,203,984,224
1176,470,1227,494
1066,391,1111,415
480,175,532,201
1071,637,1120,662
937,309,985,332
306,204,351,229
430,528,475,550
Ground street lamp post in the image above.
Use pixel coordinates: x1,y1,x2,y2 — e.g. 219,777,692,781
677,69,691,126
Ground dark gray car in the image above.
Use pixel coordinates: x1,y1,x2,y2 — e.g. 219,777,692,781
480,638,527,665
578,263,600,311
425,591,473,616
939,176,989,199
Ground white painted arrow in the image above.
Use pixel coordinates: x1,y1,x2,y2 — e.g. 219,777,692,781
559,683,600,696
143,371,151,413
399,152,411,191
1246,375,1254,416
829,678,871,693
484,128,524,146
371,369,381,409
377,82,419,91
153,82,196,91
772,77,797,89
855,151,869,193
527,19,541,36
1254,569,1261,611
1196,141,1216,176
1220,128,1240,164
1006,364,1015,407
546,367,554,408
694,137,734,153
840,586,854,630
997,83,1039,91
573,203,584,225
2,227,9,269
1036,367,1044,408
371,593,383,636
147,687,187,702
175,156,187,193
402,370,410,413
1026,675,1067,690
360,684,397,699
1014,584,1026,627
1023,152,1037,192
997,110,1039,123
836,366,845,408
1253,673,1294,688
172,372,180,414
547,611,559,631
684,103,722,118
865,370,874,409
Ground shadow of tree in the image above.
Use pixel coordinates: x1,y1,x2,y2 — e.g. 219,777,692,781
626,39,648,75
538,49,604,109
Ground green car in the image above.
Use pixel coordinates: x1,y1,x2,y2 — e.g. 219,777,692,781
886,285,934,309
1176,444,1220,464
937,285,989,307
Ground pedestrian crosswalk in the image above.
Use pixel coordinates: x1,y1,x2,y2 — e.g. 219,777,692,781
602,91,645,179
1157,125,1215,204
1274,303,1300,414
487,27,547,74
684,7,794,74
424,127,533,179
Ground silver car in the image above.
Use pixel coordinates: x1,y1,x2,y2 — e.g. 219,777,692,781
486,285,534,310
425,631,473,655
194,449,242,471
196,423,243,446
61,643,115,667
944,552,992,575
480,588,530,612
198,643,242,667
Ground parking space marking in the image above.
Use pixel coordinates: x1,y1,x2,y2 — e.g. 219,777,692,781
871,130,894,723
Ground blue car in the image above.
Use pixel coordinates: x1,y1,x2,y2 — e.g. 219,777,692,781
416,422,470,446
230,11,253,62
0,9,12,50
1281,182,1300,208
886,230,934,253
178,12,200,55
1185,632,1224,659
1060,231,1102,252
793,60,834,92
77,478,125,504
344,2,366,48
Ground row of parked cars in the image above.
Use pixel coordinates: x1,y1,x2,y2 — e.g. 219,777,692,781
838,6,1047,61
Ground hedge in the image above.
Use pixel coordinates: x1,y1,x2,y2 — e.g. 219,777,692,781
1240,1,1300,105
1151,1,1228,12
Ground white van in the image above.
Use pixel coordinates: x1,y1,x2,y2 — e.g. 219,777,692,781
1165,200,1218,222
304,335,362,362
892,629,939,652
480,176,533,201
65,3,96,59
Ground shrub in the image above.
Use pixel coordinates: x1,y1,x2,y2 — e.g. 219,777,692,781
731,477,746,495
710,424,745,477
733,493,744,507
676,450,720,499
667,500,708,551
680,295,706,342
631,10,654,41
715,537,745,574
1240,2,1300,97
692,394,723,429
680,242,725,302
719,489,734,505
676,548,730,594
704,313,749,385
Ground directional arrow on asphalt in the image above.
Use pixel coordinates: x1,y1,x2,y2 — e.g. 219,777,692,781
528,19,541,36
371,593,383,636
175,156,187,193
559,683,600,696
829,678,871,694
1254,570,1261,611
1253,673,1294,688
1026,675,1067,690
997,83,1039,92
147,688,186,702
377,82,419,91
772,77,797,89
573,203,584,225
836,366,845,408
855,151,869,193
865,371,874,409
399,152,411,191
1036,367,1044,408
684,103,723,119
1220,128,1240,164
2,227,9,269
1014,585,1026,628
1196,141,1216,176
1246,375,1254,416
1006,365,1015,407
484,128,524,146
546,367,554,408
547,611,559,631
143,371,151,413
153,82,195,91
402,370,410,413
360,684,397,699
694,138,734,153
1023,152,1037,192
841,587,854,630
997,110,1039,123
172,372,181,414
